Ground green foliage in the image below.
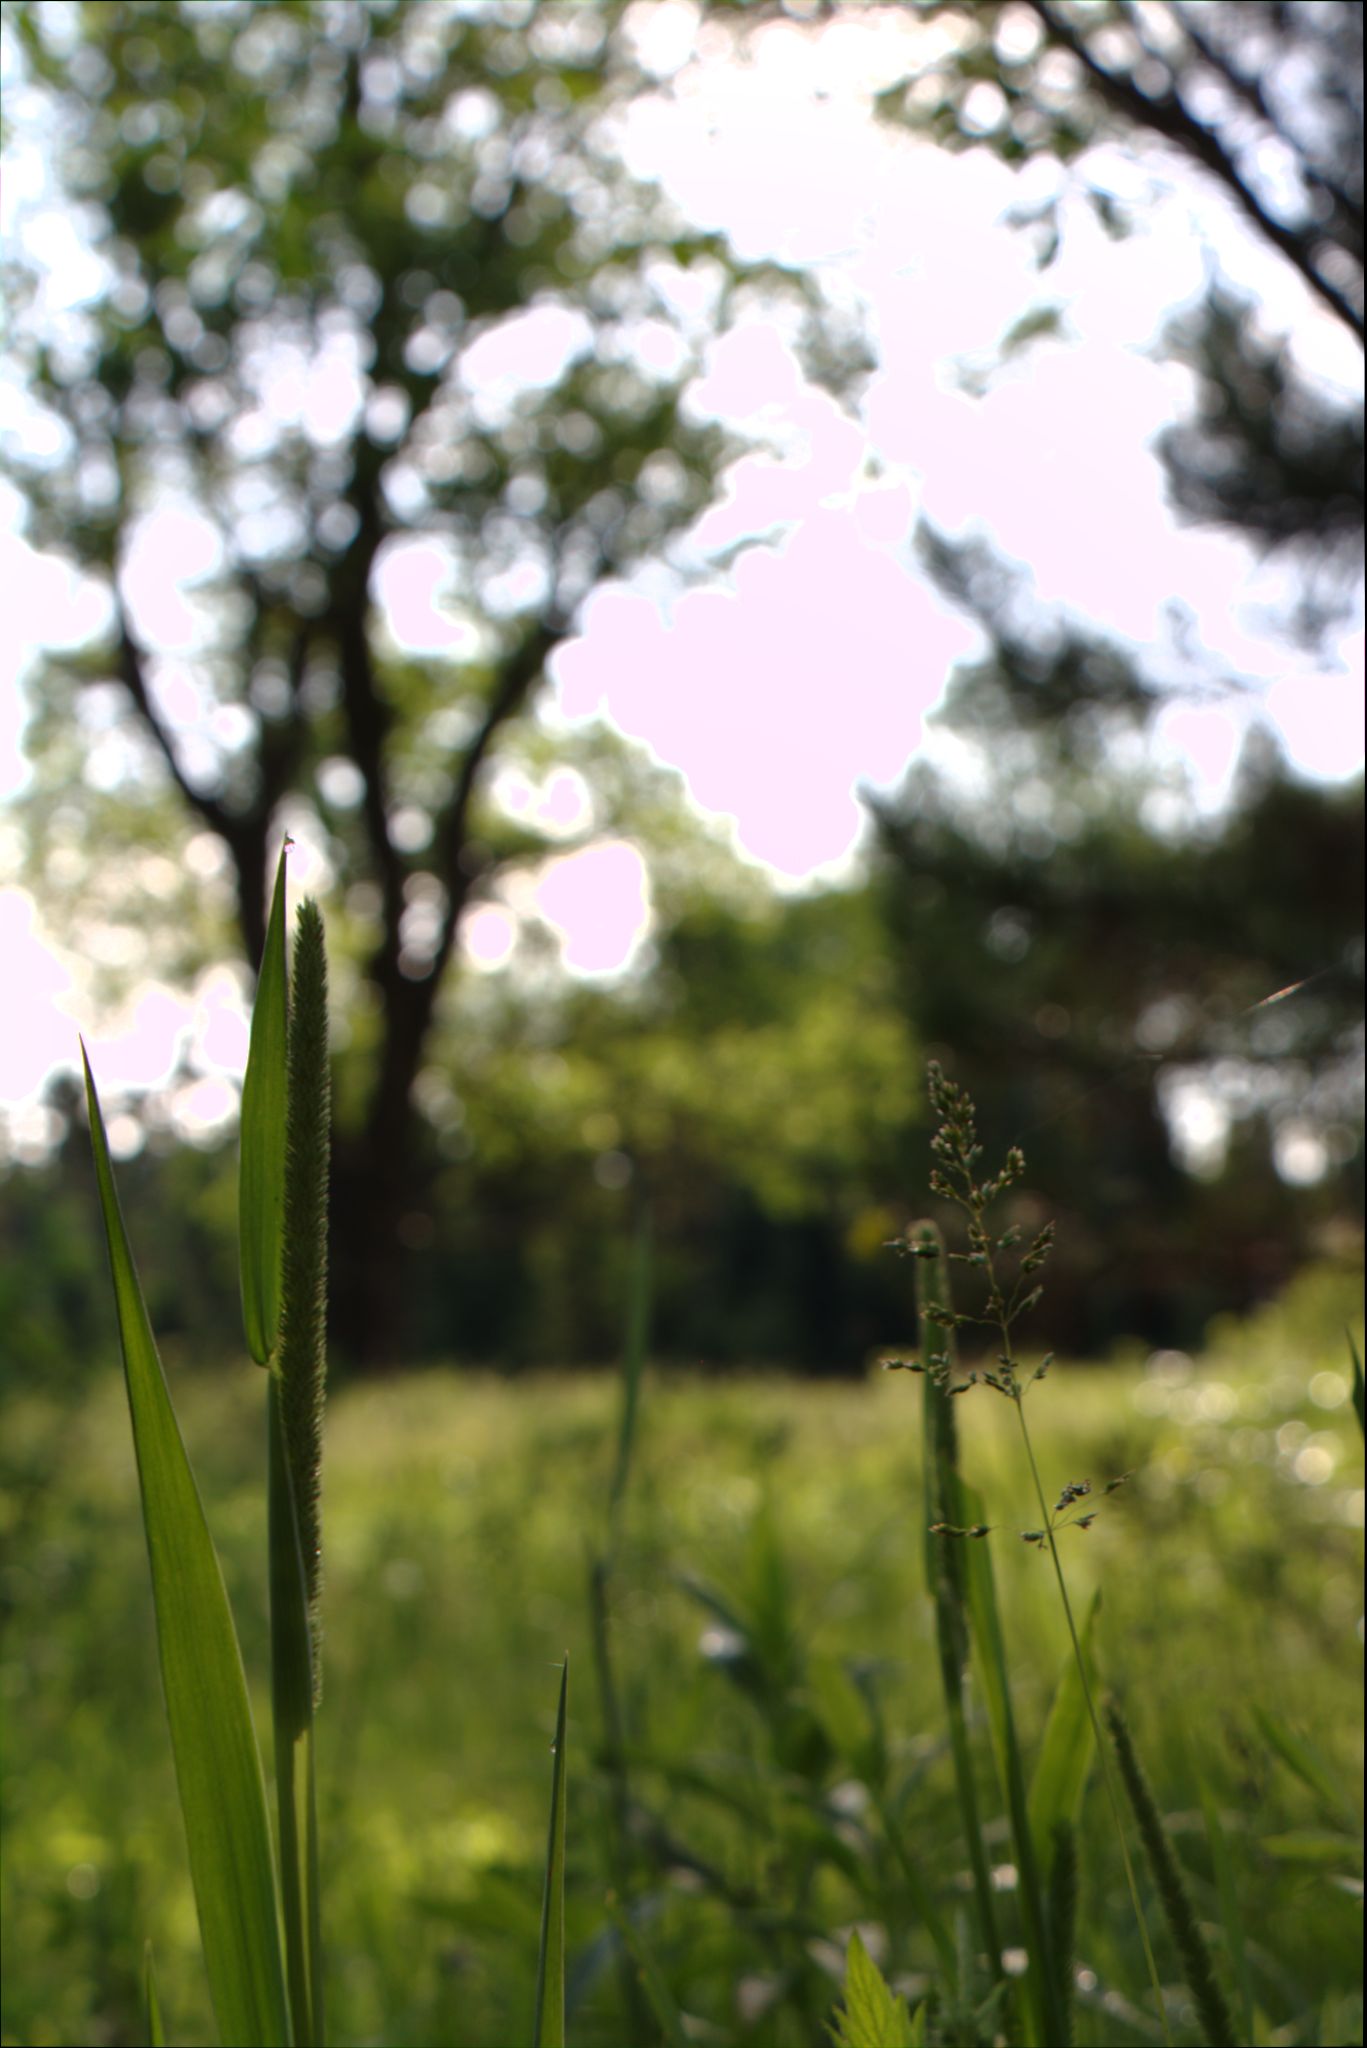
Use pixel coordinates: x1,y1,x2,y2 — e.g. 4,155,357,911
829,1930,918,2048
3,1317,1362,2045
4,0,859,1369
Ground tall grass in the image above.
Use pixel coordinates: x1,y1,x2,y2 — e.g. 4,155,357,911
68,873,1364,2047
81,849,569,2046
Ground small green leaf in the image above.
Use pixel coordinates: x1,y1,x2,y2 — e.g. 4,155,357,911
241,844,290,1365
533,1657,569,2048
83,1044,290,2048
829,1929,917,2048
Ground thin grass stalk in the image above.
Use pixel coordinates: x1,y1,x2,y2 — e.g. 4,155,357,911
922,1063,1173,2046
1195,1777,1254,2047
1008,1400,1172,2044
269,1386,322,2048
589,1203,654,2042
533,1657,570,2048
143,1939,165,2048
1105,1699,1238,2048
945,1463,1061,2048
910,1222,1002,2002
1045,1821,1077,2047
604,1897,692,2048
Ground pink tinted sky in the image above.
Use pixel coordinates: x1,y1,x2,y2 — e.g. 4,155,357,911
0,3,1362,1155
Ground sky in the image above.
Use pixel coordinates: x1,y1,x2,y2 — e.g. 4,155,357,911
0,2,1363,1162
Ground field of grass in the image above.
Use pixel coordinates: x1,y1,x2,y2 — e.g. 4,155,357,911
2,1260,1362,2048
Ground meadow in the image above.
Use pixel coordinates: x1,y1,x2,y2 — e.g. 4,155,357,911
2,1259,1361,2048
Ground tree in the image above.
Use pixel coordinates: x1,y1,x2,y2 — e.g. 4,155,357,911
879,0,1362,343
4,0,838,1364
879,0,1364,642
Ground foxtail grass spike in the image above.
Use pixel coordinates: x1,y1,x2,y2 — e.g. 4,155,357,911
1105,1698,1237,2048
278,898,331,1707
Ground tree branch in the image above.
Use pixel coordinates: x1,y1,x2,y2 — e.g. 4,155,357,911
427,616,561,988
116,611,271,961
1022,0,1365,344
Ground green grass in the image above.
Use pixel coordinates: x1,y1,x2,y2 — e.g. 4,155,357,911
2,1259,1361,2046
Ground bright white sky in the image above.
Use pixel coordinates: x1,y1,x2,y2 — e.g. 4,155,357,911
0,2,1363,1163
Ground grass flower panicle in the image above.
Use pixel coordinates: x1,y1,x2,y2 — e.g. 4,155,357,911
891,1059,1174,2047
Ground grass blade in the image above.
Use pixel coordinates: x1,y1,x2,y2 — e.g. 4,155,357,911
608,1200,651,1525
143,1939,165,2048
240,843,290,1366
909,1221,1001,1997
533,1656,569,2048
1106,1698,1237,2048
1196,1779,1254,2048
604,1896,691,2048
266,899,331,2046
1348,1329,1364,1437
947,1466,1065,2048
1250,1705,1356,1829
1028,1587,1102,1854
82,1043,290,2048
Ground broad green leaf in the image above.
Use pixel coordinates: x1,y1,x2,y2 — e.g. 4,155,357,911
829,1929,917,2048
83,1044,290,2048
1029,1587,1102,1851
533,1657,569,2048
143,1939,165,2048
241,843,290,1365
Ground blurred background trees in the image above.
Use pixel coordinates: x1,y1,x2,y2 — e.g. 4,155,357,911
2,0,1361,1378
